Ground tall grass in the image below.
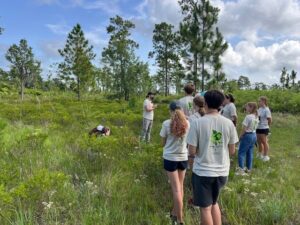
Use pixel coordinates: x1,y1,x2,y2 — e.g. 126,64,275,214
0,93,299,224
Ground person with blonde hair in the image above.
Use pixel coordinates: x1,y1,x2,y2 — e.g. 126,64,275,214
160,102,190,225
256,96,272,161
236,102,259,175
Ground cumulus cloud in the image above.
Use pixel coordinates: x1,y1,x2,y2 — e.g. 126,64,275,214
222,40,300,83
215,0,300,42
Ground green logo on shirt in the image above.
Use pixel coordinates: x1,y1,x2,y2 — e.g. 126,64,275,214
211,130,222,146
188,102,193,110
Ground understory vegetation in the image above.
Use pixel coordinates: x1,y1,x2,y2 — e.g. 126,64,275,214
0,91,299,225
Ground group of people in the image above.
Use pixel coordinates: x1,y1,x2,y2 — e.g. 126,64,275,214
141,84,272,225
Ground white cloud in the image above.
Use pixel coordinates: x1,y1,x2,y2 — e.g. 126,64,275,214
214,0,300,42
222,40,300,84
46,23,71,35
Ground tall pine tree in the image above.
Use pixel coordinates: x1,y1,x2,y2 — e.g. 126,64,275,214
58,24,95,100
102,15,149,101
5,39,41,100
179,0,225,91
149,22,181,96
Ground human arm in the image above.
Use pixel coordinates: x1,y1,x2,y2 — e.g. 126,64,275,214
228,144,235,156
188,145,197,168
161,137,167,147
239,126,247,140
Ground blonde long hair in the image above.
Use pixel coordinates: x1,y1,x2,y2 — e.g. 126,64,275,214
247,102,258,115
170,108,189,138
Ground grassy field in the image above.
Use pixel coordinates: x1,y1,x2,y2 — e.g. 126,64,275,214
0,92,299,225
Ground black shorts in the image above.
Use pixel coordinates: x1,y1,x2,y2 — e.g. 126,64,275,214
164,159,188,172
256,128,269,135
192,173,227,208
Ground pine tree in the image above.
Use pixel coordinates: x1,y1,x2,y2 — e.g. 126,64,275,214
102,15,148,101
280,67,287,89
149,22,181,96
58,24,95,100
5,39,41,100
290,70,297,87
179,0,223,91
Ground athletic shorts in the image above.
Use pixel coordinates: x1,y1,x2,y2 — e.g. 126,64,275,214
256,128,269,135
163,159,188,172
192,173,227,208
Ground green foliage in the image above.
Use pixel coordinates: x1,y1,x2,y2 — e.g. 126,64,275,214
179,0,226,91
5,39,42,100
58,24,96,100
150,22,182,96
0,92,299,224
102,15,151,101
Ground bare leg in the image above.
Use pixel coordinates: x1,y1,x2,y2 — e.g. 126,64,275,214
200,206,213,225
167,170,185,223
261,135,269,156
211,203,222,225
257,134,264,154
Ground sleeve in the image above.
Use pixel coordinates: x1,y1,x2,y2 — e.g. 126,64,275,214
229,123,239,144
242,115,250,127
160,122,168,138
230,104,237,117
266,108,272,118
186,121,198,147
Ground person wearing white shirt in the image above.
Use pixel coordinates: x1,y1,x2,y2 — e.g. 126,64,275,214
221,94,237,126
256,96,272,161
178,83,195,119
187,90,238,225
160,102,189,225
141,92,157,142
236,102,259,175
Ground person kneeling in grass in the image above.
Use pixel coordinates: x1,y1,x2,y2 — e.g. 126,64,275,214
160,102,190,225
187,90,238,225
89,125,110,137
236,102,259,175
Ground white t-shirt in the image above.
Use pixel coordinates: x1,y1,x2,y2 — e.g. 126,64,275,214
187,114,239,177
257,107,271,129
143,99,154,120
221,103,237,120
160,119,190,161
178,96,194,117
242,114,259,133
189,112,202,123
96,125,104,131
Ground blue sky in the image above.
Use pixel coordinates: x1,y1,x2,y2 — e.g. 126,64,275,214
1,0,300,84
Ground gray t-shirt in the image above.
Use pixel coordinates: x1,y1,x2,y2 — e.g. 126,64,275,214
221,103,237,120
242,114,259,133
143,99,154,120
257,107,271,129
178,96,194,117
187,114,239,177
160,119,190,161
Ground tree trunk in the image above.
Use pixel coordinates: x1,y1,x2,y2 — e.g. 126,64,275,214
77,77,80,101
21,79,24,101
193,53,198,90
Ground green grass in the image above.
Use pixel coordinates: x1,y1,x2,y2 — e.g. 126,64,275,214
0,93,299,224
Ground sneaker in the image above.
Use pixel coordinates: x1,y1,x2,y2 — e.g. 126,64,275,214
262,155,270,162
235,167,247,176
256,152,263,159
